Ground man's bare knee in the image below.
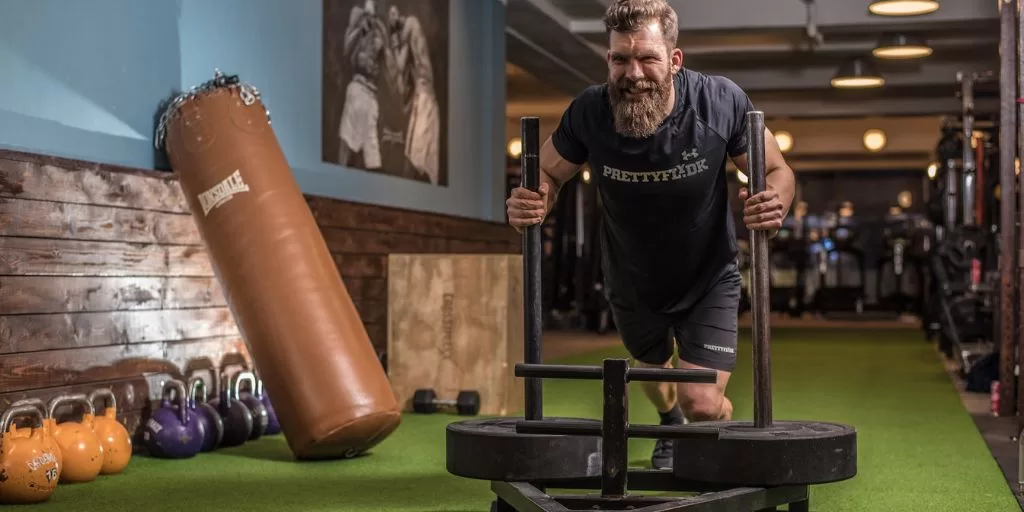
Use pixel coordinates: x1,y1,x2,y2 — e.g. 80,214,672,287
680,391,725,422
674,361,731,421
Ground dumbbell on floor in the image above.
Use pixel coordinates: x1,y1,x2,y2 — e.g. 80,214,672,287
412,389,480,416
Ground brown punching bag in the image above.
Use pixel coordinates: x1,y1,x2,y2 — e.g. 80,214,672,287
156,70,401,460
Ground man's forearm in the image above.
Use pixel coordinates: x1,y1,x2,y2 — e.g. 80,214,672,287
766,164,796,217
540,167,564,218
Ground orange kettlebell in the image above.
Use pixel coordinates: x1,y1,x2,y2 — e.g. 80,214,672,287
8,398,63,472
83,388,132,475
46,394,104,483
0,404,61,504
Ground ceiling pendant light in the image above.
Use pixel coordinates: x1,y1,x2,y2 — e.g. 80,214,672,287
507,137,522,158
831,58,886,89
863,129,887,152
873,34,933,59
868,0,940,16
774,131,794,153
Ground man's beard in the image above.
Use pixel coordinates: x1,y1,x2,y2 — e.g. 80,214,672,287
608,71,673,139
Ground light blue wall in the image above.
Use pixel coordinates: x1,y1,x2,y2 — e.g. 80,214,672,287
0,0,507,222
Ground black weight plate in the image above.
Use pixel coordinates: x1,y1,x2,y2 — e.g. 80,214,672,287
672,420,857,486
447,417,602,481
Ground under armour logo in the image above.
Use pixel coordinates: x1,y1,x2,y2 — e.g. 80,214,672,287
681,148,699,161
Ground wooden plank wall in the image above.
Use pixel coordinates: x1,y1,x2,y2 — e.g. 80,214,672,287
309,197,520,355
0,149,518,436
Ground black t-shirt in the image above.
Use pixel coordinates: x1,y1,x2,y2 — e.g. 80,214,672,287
551,67,754,314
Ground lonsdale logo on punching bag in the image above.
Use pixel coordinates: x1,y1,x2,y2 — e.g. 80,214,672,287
198,170,250,216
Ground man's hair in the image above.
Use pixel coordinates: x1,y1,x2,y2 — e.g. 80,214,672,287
603,0,678,49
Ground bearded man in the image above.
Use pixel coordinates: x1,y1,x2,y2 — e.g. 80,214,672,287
505,0,795,470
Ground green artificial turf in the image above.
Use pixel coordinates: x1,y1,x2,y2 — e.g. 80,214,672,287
23,328,1018,511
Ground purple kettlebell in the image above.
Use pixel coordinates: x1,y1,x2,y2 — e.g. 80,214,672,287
256,376,281,436
142,379,205,458
188,377,224,452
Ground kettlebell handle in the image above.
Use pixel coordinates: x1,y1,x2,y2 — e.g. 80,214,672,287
88,388,118,415
233,371,257,401
1,404,44,434
10,398,48,418
161,379,190,425
189,377,208,404
46,394,95,421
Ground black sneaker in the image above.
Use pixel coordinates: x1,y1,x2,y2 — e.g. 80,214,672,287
651,438,673,469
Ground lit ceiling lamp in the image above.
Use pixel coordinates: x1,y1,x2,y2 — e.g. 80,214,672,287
831,58,886,89
774,131,794,153
863,129,887,152
507,137,522,158
873,34,933,59
868,0,939,16
898,190,913,209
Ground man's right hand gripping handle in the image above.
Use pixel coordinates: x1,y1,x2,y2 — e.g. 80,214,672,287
506,182,550,233
506,119,584,233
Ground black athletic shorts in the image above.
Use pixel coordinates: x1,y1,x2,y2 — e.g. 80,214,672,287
610,262,741,372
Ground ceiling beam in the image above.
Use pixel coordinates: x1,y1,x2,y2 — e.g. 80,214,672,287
545,0,610,19
518,0,574,28
570,0,997,34
506,31,594,96
504,0,607,96
705,58,996,93
681,37,997,59
506,99,571,122
750,94,998,119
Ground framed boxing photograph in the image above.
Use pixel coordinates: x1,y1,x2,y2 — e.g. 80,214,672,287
322,0,450,187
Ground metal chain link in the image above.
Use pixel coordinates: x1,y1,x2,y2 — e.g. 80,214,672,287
154,68,271,150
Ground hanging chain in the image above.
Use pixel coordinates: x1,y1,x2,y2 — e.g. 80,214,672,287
154,68,271,150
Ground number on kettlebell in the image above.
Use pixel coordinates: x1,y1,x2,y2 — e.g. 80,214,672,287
0,405,61,505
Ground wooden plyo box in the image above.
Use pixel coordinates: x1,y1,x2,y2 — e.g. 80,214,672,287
387,254,523,416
